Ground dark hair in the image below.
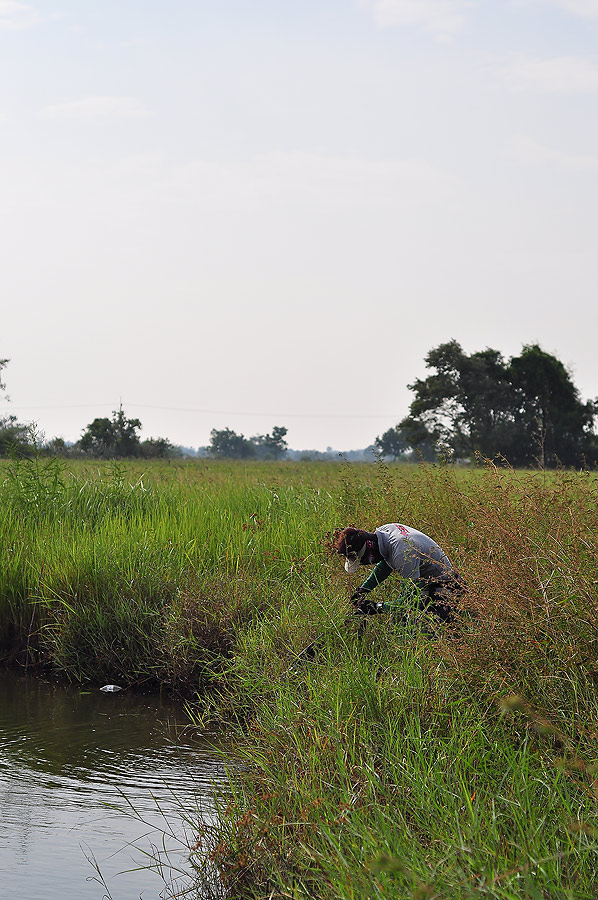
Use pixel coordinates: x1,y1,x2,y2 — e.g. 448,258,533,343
334,527,368,557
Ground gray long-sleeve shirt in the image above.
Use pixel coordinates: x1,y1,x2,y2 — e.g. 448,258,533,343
375,523,453,582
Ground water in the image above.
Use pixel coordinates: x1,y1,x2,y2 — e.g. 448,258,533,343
0,670,225,900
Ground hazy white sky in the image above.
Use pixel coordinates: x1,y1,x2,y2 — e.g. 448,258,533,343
2,0,597,450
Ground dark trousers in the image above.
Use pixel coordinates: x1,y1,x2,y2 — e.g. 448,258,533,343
417,573,467,624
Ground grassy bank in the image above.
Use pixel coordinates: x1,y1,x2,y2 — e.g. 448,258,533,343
2,457,598,897
0,456,348,687
185,462,598,899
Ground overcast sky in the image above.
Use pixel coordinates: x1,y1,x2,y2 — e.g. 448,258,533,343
1,0,597,451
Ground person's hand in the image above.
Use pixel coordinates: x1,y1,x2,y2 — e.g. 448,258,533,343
351,592,379,615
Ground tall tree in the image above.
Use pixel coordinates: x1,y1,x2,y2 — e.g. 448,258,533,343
509,344,597,467
110,406,143,457
261,426,288,459
79,407,143,458
397,341,597,466
402,340,519,459
247,426,289,460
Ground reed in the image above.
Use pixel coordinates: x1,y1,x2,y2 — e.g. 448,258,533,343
2,456,598,897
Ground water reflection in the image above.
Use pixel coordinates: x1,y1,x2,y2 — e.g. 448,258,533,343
0,671,223,899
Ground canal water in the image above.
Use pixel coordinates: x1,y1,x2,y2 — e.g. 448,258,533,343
0,670,224,900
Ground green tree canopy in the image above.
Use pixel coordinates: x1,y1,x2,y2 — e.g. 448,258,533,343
0,359,33,456
0,415,32,456
208,425,288,460
141,437,182,459
396,341,597,467
374,425,409,460
79,408,179,459
79,407,143,458
255,426,288,459
208,427,255,459
508,344,596,467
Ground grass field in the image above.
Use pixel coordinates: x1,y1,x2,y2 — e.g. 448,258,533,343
2,456,598,898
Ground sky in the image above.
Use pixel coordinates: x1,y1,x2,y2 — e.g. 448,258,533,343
1,0,597,451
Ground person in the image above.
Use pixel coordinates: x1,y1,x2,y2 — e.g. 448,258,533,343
334,523,465,623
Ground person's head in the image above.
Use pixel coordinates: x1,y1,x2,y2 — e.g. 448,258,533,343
334,527,380,573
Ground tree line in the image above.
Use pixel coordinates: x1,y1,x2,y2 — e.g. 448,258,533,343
73,414,288,460
2,343,597,466
0,363,289,460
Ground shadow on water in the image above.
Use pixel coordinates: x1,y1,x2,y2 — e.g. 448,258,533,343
0,669,226,900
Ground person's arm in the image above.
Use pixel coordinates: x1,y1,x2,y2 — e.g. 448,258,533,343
357,560,393,594
351,560,393,613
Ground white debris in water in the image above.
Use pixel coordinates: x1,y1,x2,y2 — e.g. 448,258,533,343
100,684,122,692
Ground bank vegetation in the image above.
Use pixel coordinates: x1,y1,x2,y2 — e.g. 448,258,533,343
1,457,598,898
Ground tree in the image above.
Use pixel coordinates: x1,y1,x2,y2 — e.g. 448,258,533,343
403,341,519,459
261,426,288,459
141,437,182,459
508,344,597,467
110,406,143,457
374,425,409,460
79,407,143,458
0,415,32,456
397,341,597,467
0,358,8,395
0,359,33,456
208,428,255,459
42,436,71,457
395,417,437,462
247,426,289,459
79,417,115,457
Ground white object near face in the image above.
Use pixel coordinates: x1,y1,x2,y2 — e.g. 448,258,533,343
344,542,367,574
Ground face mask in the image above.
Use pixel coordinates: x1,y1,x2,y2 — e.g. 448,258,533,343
344,541,367,574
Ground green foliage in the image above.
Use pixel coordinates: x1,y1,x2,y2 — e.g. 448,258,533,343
0,359,34,457
42,436,71,457
209,427,256,459
399,340,597,466
374,424,409,460
187,461,598,899
198,638,598,899
79,406,143,458
4,450,66,517
257,425,288,459
0,459,598,898
509,344,596,467
208,425,289,459
0,458,334,678
0,415,33,456
140,436,182,458
77,406,178,459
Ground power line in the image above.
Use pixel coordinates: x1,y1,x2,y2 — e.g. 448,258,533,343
130,403,398,420
0,401,399,420
0,403,113,410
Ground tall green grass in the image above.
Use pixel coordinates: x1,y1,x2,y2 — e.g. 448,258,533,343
0,456,354,684
198,646,598,898
2,456,598,897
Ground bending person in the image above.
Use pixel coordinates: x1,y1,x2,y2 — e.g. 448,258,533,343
335,523,465,623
